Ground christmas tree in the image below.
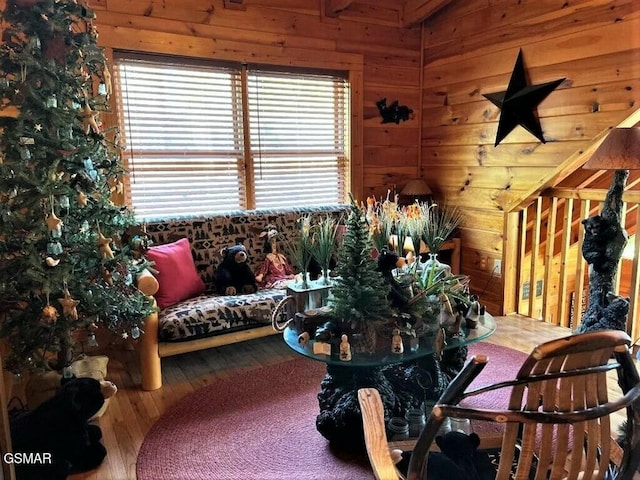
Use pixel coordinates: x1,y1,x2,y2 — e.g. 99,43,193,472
0,0,153,372
329,197,391,352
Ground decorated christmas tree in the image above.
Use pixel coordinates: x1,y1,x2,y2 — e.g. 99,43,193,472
329,197,391,352
0,0,153,372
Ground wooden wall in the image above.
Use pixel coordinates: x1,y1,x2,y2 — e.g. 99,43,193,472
420,0,640,314
85,0,422,202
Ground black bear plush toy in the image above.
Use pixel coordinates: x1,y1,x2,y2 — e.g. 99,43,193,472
10,377,113,480
214,244,258,295
377,248,411,308
396,431,495,480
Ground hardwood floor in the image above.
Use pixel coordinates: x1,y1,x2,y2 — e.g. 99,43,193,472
61,315,625,480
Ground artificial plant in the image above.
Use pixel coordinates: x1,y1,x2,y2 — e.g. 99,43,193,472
329,196,391,351
0,0,153,372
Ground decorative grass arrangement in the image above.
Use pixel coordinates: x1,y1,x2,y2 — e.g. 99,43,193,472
421,203,464,253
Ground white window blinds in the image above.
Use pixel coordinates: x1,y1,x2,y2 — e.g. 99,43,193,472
248,70,348,209
114,54,349,220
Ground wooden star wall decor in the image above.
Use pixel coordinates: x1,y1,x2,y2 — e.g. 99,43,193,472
483,49,565,147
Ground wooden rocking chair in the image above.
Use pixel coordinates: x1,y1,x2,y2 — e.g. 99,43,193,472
358,330,640,480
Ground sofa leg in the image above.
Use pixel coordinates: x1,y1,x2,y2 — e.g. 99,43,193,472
139,311,162,391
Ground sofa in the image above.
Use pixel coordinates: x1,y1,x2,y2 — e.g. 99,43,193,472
136,205,348,390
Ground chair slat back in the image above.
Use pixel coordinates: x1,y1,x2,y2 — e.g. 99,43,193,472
499,331,628,480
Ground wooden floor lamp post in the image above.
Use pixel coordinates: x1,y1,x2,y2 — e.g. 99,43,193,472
578,127,640,333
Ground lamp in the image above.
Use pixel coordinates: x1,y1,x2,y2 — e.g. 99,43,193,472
583,127,640,170
399,178,433,205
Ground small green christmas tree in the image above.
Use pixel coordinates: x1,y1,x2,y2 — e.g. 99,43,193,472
329,197,391,351
0,0,153,372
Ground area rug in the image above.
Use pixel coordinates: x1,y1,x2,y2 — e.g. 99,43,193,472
136,342,528,480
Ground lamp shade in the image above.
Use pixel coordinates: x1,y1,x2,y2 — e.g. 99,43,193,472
583,127,640,170
400,178,432,196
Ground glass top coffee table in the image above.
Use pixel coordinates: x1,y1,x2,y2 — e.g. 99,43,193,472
283,313,496,367
281,313,497,450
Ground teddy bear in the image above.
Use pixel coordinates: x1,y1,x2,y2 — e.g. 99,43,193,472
214,244,258,295
10,377,117,480
395,431,495,480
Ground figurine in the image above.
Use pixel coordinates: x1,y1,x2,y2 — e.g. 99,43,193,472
466,295,481,329
255,225,296,289
438,293,457,328
434,327,446,360
391,328,404,354
339,334,352,361
298,331,310,346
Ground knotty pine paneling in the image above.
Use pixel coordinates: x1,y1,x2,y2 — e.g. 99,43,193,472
420,0,640,314
89,0,422,201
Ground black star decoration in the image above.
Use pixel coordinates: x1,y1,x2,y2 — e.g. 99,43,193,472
483,49,565,147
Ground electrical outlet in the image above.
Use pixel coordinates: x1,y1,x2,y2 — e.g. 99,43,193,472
536,280,544,297
493,259,502,274
522,282,530,299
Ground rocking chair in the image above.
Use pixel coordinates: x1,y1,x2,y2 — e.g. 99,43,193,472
358,330,640,480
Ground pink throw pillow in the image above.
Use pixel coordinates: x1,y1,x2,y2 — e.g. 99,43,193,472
146,238,205,309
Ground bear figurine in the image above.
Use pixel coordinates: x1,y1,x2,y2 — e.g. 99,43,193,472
377,247,410,308
214,244,258,295
10,377,116,480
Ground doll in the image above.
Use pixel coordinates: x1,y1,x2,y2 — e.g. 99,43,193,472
255,225,296,289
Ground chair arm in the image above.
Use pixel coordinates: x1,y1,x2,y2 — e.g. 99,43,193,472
137,268,159,297
138,297,161,391
358,388,400,480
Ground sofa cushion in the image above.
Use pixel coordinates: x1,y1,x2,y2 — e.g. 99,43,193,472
147,238,206,309
157,288,286,342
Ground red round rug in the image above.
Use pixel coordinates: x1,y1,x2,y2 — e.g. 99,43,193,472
136,342,528,480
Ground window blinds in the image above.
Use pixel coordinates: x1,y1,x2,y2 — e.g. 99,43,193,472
114,54,349,220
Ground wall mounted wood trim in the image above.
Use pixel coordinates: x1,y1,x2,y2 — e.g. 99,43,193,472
401,0,455,28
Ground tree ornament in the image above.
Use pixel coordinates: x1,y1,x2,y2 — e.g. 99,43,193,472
101,64,112,97
87,332,98,347
131,325,141,339
46,211,63,234
45,256,60,267
101,267,113,285
77,191,88,206
121,332,129,339
80,103,100,134
96,230,114,259
40,304,59,324
47,241,63,255
45,95,57,108
58,289,80,320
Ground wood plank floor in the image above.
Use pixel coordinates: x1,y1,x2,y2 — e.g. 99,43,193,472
60,315,628,480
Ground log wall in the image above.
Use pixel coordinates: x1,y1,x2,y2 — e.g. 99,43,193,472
85,0,422,202
421,0,640,314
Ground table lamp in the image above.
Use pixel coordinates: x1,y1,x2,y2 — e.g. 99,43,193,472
398,178,433,206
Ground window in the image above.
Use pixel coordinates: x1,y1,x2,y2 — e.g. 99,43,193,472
114,54,349,220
